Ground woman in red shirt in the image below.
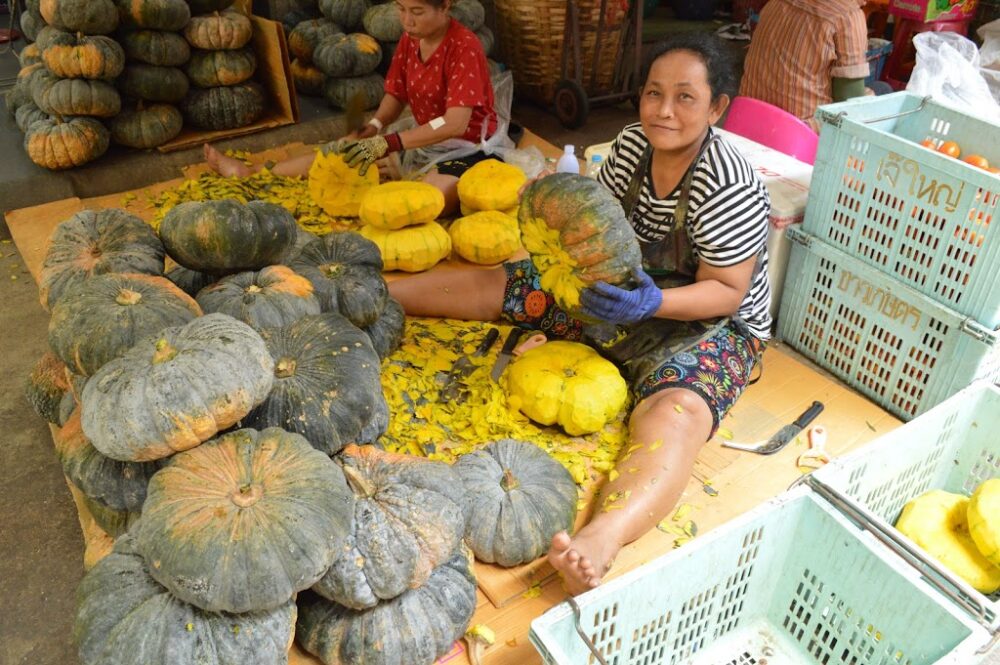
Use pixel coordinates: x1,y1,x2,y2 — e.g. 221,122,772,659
205,0,499,214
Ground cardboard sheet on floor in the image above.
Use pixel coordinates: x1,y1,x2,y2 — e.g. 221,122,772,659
9,136,901,665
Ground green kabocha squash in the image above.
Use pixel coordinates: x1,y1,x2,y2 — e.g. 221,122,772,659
454,439,578,567
519,172,643,315
118,63,189,103
183,8,252,50
81,493,140,537
119,29,191,66
318,0,369,30
165,264,216,297
184,47,256,87
25,0,40,14
362,2,402,42
195,265,321,330
57,392,77,427
314,445,467,610
357,393,389,445
135,427,355,612
476,26,494,56
55,409,159,514
180,82,264,130
18,43,44,67
110,101,183,149
80,313,274,462
114,0,191,30
288,17,342,64
5,65,42,119
48,273,202,376
25,352,71,424
451,0,485,31
34,25,65,52
243,313,385,454
42,33,125,80
39,0,119,34
289,231,388,328
291,58,325,97
279,225,320,265
75,534,297,665
314,32,381,78
20,9,44,42
39,208,164,311
323,72,382,110
15,101,49,133
361,295,404,361
159,199,297,273
32,70,121,117
185,0,234,13
297,548,477,665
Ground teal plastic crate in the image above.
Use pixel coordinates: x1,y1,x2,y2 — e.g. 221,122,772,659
803,92,1000,328
777,225,1000,420
529,488,990,665
808,382,1000,633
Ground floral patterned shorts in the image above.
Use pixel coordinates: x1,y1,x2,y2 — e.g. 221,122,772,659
500,259,764,435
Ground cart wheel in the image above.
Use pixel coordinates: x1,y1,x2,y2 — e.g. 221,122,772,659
554,80,590,129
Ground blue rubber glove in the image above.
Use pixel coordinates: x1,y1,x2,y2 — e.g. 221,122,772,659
579,268,663,325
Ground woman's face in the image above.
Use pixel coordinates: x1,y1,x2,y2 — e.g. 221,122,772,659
395,0,450,39
639,50,728,153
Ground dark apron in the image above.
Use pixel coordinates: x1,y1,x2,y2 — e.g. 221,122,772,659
583,133,763,389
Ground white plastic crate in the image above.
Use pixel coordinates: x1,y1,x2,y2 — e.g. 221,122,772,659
529,488,991,665
803,92,1000,328
778,225,1000,420
809,381,1000,632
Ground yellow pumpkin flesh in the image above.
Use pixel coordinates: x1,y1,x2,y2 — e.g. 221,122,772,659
968,478,1000,567
457,159,526,212
449,211,521,265
359,221,451,272
359,181,445,230
308,151,379,217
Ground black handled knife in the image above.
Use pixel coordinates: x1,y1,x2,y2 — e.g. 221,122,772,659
722,401,824,455
439,327,500,402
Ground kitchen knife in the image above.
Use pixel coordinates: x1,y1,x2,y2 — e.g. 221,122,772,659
721,401,824,455
439,327,500,402
490,328,524,382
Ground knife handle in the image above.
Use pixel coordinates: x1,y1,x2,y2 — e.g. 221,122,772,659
794,401,824,428
475,328,501,357
499,328,524,355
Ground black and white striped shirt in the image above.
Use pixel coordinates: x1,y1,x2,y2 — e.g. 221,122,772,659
598,123,773,340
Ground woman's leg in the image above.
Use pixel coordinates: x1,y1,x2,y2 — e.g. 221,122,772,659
203,144,318,178
388,264,506,321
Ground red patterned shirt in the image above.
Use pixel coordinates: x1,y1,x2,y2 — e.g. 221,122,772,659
385,19,497,143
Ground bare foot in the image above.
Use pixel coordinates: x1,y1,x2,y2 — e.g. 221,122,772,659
204,143,254,177
547,529,621,596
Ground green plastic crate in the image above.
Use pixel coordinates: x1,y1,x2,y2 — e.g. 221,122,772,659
808,381,1000,632
778,225,1000,420
803,92,1000,328
529,488,990,665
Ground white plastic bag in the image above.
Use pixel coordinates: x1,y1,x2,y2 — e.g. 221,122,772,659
977,19,1000,107
906,31,1000,121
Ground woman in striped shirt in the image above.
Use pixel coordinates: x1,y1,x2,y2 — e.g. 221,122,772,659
389,33,771,594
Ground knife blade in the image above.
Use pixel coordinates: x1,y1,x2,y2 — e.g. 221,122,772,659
721,401,824,455
439,327,500,402
490,328,524,382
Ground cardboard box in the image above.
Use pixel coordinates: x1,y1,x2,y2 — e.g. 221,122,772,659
157,15,299,152
888,0,977,23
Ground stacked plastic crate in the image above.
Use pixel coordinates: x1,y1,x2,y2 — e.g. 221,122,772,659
776,91,1000,420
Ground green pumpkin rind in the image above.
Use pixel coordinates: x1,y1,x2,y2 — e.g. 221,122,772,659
279,226,319,265
362,3,402,42
361,295,405,361
18,43,44,67
185,0,234,13
120,30,191,66
81,494,141,537
38,208,165,311
290,58,325,97
119,63,190,103
289,231,388,328
15,101,49,133
75,534,297,665
25,352,70,424
184,47,256,87
34,25,65,52
451,0,485,31
297,548,478,665
159,199,297,273
25,115,111,170
243,313,385,454
165,264,216,297
357,394,388,445
20,9,45,42
80,313,275,462
42,33,126,80
454,439,579,567
32,70,122,117
110,101,184,149
39,0,119,34
48,273,202,376
323,72,382,111
114,0,192,30
180,82,265,130
135,427,355,613
288,18,343,64
314,32,381,78
318,0,370,30
314,445,467,610
183,8,253,50
195,265,321,330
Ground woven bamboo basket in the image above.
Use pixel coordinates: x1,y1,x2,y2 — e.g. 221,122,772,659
494,0,628,105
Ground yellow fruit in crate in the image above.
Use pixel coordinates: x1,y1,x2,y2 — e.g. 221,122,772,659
449,211,521,265
457,159,526,211
359,221,451,272
968,478,1000,567
895,489,1000,594
359,181,445,230
308,151,379,217
506,341,627,436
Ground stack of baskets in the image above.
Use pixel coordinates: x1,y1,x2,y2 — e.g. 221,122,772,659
776,92,1000,421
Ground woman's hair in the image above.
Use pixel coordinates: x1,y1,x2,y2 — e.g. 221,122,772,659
642,33,737,102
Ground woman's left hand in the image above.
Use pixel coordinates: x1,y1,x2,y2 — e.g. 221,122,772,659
580,268,663,325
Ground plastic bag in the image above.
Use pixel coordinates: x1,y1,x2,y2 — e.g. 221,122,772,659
978,19,1000,107
906,31,1000,121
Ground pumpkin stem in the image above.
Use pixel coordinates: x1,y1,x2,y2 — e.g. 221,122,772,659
341,463,376,499
500,468,519,492
320,263,342,278
152,338,178,364
274,357,297,378
246,284,263,294
230,483,264,508
115,288,142,306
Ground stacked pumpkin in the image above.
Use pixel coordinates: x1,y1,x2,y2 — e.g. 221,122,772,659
362,0,402,76
180,1,264,130
451,158,525,265
287,16,342,97
314,0,384,112
19,0,46,42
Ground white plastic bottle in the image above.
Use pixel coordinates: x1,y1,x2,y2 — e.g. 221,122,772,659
587,154,603,178
555,144,579,174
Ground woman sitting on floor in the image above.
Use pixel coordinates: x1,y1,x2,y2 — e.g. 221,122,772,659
205,0,499,215
389,32,773,594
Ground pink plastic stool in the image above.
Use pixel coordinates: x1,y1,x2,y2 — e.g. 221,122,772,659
721,96,819,165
